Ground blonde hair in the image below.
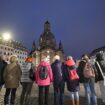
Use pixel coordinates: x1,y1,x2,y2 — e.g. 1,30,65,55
10,55,18,63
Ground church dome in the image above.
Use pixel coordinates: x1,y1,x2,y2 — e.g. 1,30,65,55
39,21,56,50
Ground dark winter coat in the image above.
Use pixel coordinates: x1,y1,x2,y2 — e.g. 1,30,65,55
0,60,7,86
62,64,79,92
94,61,105,82
77,60,87,83
94,53,105,82
51,60,64,87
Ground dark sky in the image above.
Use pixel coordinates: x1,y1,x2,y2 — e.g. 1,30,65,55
0,0,105,59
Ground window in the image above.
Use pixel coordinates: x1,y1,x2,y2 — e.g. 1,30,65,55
4,52,6,55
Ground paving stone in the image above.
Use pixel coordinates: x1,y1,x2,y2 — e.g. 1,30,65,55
0,84,103,105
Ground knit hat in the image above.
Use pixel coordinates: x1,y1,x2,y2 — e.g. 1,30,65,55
25,56,33,63
66,56,72,60
10,55,18,63
53,55,60,62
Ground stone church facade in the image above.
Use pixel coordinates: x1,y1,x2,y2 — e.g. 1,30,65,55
31,21,64,65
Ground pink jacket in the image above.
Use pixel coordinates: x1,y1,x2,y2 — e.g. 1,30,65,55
35,61,53,86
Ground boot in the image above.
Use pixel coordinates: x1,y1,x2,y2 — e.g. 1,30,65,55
75,100,79,105
69,99,75,105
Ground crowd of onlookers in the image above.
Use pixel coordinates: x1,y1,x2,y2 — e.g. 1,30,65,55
0,52,105,105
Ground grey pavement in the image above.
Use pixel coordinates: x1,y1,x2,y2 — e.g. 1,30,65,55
0,84,103,105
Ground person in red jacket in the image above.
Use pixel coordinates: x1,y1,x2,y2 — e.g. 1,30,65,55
62,56,79,105
35,56,53,105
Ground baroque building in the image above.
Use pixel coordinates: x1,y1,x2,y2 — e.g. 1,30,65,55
0,34,28,65
32,21,64,65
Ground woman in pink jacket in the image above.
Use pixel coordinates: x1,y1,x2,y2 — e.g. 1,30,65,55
35,57,53,105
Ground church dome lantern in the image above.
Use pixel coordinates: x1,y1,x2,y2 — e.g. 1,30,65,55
39,21,56,50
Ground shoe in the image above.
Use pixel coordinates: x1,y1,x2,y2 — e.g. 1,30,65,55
75,100,79,105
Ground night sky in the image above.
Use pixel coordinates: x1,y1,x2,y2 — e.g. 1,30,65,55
0,0,105,59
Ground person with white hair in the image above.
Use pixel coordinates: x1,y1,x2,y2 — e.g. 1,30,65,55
51,55,65,105
3,55,22,105
0,55,7,91
35,56,53,105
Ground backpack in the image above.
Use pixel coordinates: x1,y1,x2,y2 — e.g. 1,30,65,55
83,62,95,78
68,66,79,80
39,66,48,80
29,68,35,81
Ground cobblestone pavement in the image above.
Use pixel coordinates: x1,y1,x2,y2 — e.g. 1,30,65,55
0,84,103,105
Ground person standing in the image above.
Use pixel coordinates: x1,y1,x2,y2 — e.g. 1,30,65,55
62,56,79,105
3,55,22,105
95,53,105,105
0,55,7,91
78,54,97,105
35,56,53,105
51,55,65,105
20,57,35,105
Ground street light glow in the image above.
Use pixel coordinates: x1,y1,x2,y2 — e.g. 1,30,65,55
3,33,11,41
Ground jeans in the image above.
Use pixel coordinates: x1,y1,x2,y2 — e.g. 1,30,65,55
20,82,33,105
4,88,17,105
54,81,64,105
69,91,79,101
99,80,105,103
39,85,49,105
84,81,97,105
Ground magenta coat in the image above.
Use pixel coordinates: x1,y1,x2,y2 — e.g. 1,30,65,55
35,61,53,86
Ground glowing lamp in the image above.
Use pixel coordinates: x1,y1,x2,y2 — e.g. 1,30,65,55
3,33,11,41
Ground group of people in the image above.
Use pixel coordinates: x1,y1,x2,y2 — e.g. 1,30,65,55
0,52,105,105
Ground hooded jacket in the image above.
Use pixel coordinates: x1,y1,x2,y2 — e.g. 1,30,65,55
35,61,53,86
62,59,79,92
3,63,22,88
51,60,63,86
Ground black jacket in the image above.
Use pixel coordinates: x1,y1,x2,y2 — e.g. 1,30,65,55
0,60,7,86
62,64,79,92
94,61,104,82
77,60,87,83
51,60,64,87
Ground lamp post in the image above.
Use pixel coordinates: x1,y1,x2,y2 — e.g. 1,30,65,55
2,32,12,63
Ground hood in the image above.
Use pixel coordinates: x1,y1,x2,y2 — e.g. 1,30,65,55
40,61,50,66
65,59,75,66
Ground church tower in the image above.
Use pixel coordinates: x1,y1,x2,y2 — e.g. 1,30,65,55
32,21,64,65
